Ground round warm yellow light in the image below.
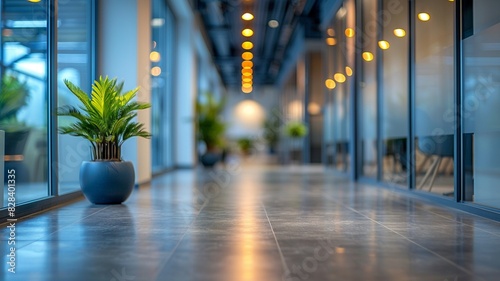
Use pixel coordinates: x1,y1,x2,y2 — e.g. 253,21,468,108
242,28,254,37
151,66,161,76
242,41,253,50
242,77,252,82
242,13,254,21
242,61,253,68
394,28,406,37
362,52,374,61
378,40,390,50
345,66,353,77
327,28,335,37
334,73,346,83
150,51,161,62
28,0,42,2
242,72,252,77
418,13,430,21
308,102,321,115
242,86,253,94
325,79,336,90
326,38,337,46
242,52,253,60
242,68,253,75
242,82,252,88
345,28,355,38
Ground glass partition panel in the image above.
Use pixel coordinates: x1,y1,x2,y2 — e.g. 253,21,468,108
359,0,378,178
463,0,500,208
325,1,354,172
1,0,49,205
381,0,409,186
414,0,454,196
151,0,175,172
57,0,93,194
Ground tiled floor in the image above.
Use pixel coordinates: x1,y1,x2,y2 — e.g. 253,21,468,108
1,164,500,281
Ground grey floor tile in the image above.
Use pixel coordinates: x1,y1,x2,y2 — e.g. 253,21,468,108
1,165,500,281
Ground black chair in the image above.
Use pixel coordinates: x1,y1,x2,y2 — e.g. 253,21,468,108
417,135,454,191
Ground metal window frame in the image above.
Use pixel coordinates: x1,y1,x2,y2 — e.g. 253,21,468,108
408,0,416,191
454,0,463,203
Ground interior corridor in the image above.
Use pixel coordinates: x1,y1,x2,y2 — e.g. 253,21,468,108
2,163,500,281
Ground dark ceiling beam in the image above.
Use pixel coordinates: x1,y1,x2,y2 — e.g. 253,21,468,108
259,0,288,79
204,24,232,32
215,56,241,64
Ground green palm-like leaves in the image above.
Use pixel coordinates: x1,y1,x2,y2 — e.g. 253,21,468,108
0,74,30,131
57,76,151,161
196,92,226,150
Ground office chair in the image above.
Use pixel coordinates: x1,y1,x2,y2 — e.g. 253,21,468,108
417,134,454,191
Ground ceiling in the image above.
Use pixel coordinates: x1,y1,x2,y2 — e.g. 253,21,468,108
194,0,324,89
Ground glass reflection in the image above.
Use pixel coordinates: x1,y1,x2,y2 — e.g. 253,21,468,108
414,0,454,196
359,0,378,178
57,0,93,194
324,0,353,172
463,0,500,208
1,0,49,206
381,0,409,186
151,0,175,172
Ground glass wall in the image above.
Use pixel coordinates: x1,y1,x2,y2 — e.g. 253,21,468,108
57,0,94,194
1,0,49,205
324,1,354,173
381,0,409,185
151,0,175,173
463,0,500,208
322,0,500,216
358,0,378,178
1,0,95,213
414,0,455,196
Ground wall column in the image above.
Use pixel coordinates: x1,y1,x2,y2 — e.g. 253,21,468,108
98,0,152,184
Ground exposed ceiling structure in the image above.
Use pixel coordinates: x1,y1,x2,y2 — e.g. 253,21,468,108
194,0,323,89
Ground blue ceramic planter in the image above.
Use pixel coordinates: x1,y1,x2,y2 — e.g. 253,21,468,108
200,152,221,168
80,161,135,204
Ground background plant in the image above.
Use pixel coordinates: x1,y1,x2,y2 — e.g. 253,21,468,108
262,110,281,148
196,92,226,151
284,121,308,139
0,74,30,131
237,137,253,154
57,76,151,161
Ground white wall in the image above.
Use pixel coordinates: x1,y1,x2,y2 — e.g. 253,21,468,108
169,0,226,167
98,0,152,184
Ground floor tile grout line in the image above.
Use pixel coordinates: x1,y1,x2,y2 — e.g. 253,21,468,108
261,201,290,275
14,205,112,251
152,199,210,281
342,204,484,280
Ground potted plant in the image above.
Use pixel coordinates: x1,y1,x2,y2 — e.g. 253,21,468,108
284,121,308,139
237,137,253,155
56,76,151,204
0,74,31,156
196,92,226,167
284,121,308,162
262,110,281,154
